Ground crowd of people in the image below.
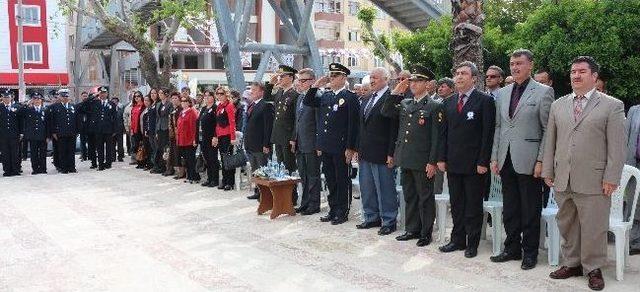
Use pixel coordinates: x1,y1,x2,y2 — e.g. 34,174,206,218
1,49,638,291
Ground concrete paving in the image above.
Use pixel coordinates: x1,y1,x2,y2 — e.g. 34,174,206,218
1,158,639,291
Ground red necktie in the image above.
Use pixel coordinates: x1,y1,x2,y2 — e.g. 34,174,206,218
247,102,255,115
457,94,465,113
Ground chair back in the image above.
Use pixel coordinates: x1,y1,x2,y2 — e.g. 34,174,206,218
611,165,640,223
487,173,502,202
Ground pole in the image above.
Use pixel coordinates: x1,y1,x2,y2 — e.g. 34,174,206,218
73,0,85,101
17,0,25,102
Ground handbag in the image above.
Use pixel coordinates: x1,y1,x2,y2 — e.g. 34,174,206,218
221,141,248,171
135,144,147,161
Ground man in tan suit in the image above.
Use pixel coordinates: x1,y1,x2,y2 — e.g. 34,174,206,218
542,56,625,291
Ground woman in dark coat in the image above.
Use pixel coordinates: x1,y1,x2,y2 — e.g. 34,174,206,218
198,91,219,187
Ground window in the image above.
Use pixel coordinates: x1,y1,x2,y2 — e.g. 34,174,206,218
348,1,359,15
314,0,342,13
20,43,43,64
15,5,41,27
347,56,358,67
348,30,359,41
321,55,342,66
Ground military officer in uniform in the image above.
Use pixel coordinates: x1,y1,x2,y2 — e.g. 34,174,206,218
303,63,360,225
93,86,117,170
22,92,48,174
49,89,78,174
381,65,442,246
0,89,22,176
266,65,299,204
78,91,98,168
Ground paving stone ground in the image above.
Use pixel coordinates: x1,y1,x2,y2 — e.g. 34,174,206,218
1,157,638,291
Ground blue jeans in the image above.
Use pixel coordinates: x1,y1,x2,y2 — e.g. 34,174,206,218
358,160,398,226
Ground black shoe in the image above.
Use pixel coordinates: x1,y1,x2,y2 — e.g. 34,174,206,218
247,194,260,200
356,220,382,229
68,169,77,173
395,232,420,241
331,216,348,225
521,257,537,270
320,214,333,222
378,225,396,235
60,170,69,174
464,248,478,258
223,185,233,191
150,169,162,174
301,209,320,216
105,164,112,169
217,184,225,190
90,165,98,169
490,251,522,263
416,237,432,247
117,158,124,162
162,171,175,176
201,181,212,187
97,166,105,171
439,242,466,253
295,206,306,213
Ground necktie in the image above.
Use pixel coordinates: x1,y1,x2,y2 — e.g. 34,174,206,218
573,95,585,122
364,94,376,117
457,94,465,113
247,102,255,115
509,85,521,118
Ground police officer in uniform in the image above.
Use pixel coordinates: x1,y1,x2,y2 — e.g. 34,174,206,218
381,65,442,246
22,92,48,174
266,65,299,204
93,86,117,170
303,63,360,225
0,89,22,176
49,89,78,173
78,91,98,168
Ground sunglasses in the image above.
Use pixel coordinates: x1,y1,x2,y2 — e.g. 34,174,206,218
215,92,225,95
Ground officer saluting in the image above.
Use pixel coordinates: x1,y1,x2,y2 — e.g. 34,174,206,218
22,92,48,174
49,89,78,174
381,65,443,247
303,63,360,225
93,86,117,171
266,65,299,204
0,89,22,176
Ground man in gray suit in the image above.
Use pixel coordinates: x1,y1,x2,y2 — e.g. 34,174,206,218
490,49,555,269
291,68,321,215
543,56,625,291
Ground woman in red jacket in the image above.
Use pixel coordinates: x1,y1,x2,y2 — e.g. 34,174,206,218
130,91,144,164
213,86,237,191
177,97,200,183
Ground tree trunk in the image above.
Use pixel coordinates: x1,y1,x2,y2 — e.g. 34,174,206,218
363,23,402,74
451,0,485,90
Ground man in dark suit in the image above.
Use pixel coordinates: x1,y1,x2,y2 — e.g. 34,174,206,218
93,86,117,171
291,68,322,215
111,97,126,163
267,65,299,204
244,82,275,200
22,92,48,174
438,61,496,258
355,67,399,235
78,92,98,169
49,89,78,174
304,63,360,225
0,89,22,176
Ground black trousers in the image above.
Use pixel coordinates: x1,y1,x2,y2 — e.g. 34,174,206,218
500,154,542,257
52,138,59,168
57,136,76,172
321,151,351,218
402,168,435,238
0,136,20,175
155,130,169,171
218,135,235,187
21,138,28,160
201,139,220,184
448,172,486,249
95,133,114,168
87,133,97,166
125,132,132,155
179,145,200,181
28,139,47,173
297,151,321,211
112,132,124,161
80,132,89,159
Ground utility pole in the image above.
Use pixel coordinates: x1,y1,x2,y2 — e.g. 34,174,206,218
17,0,25,102
73,0,85,101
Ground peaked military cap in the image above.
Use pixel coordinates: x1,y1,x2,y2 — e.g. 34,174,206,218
98,86,109,93
30,92,43,99
0,88,12,97
277,65,298,75
329,63,350,76
58,89,70,97
409,65,436,81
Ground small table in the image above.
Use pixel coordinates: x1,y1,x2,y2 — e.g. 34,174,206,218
252,177,300,219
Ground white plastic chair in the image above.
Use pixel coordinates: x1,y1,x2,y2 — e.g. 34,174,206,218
540,189,560,266
609,165,640,281
435,173,449,242
482,174,504,256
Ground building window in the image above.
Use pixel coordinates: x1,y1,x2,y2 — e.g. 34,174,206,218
314,0,342,14
348,1,359,16
348,30,359,41
322,55,342,66
15,5,41,27
347,56,358,67
20,43,43,64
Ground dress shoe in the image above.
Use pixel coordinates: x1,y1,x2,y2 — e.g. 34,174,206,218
587,269,605,291
97,167,105,171
521,257,537,270
378,225,396,235
395,232,420,241
90,165,98,169
150,169,162,174
439,242,466,253
331,216,348,225
162,171,175,176
356,220,382,229
60,170,69,174
201,181,213,187
295,206,306,213
247,194,260,200
549,265,583,279
223,185,233,191
301,209,320,215
68,169,77,173
464,248,478,258
490,251,522,263
117,158,124,162
217,184,225,190
105,164,112,169
319,214,333,222
416,237,432,247
174,174,186,180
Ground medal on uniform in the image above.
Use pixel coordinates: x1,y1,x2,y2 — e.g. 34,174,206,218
338,98,345,106
332,104,338,111
438,112,443,122
419,117,425,125
467,111,474,120
208,108,212,113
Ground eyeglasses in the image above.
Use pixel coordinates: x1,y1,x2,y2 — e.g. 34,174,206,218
215,92,225,96
299,78,314,82
486,75,501,79
180,100,188,103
